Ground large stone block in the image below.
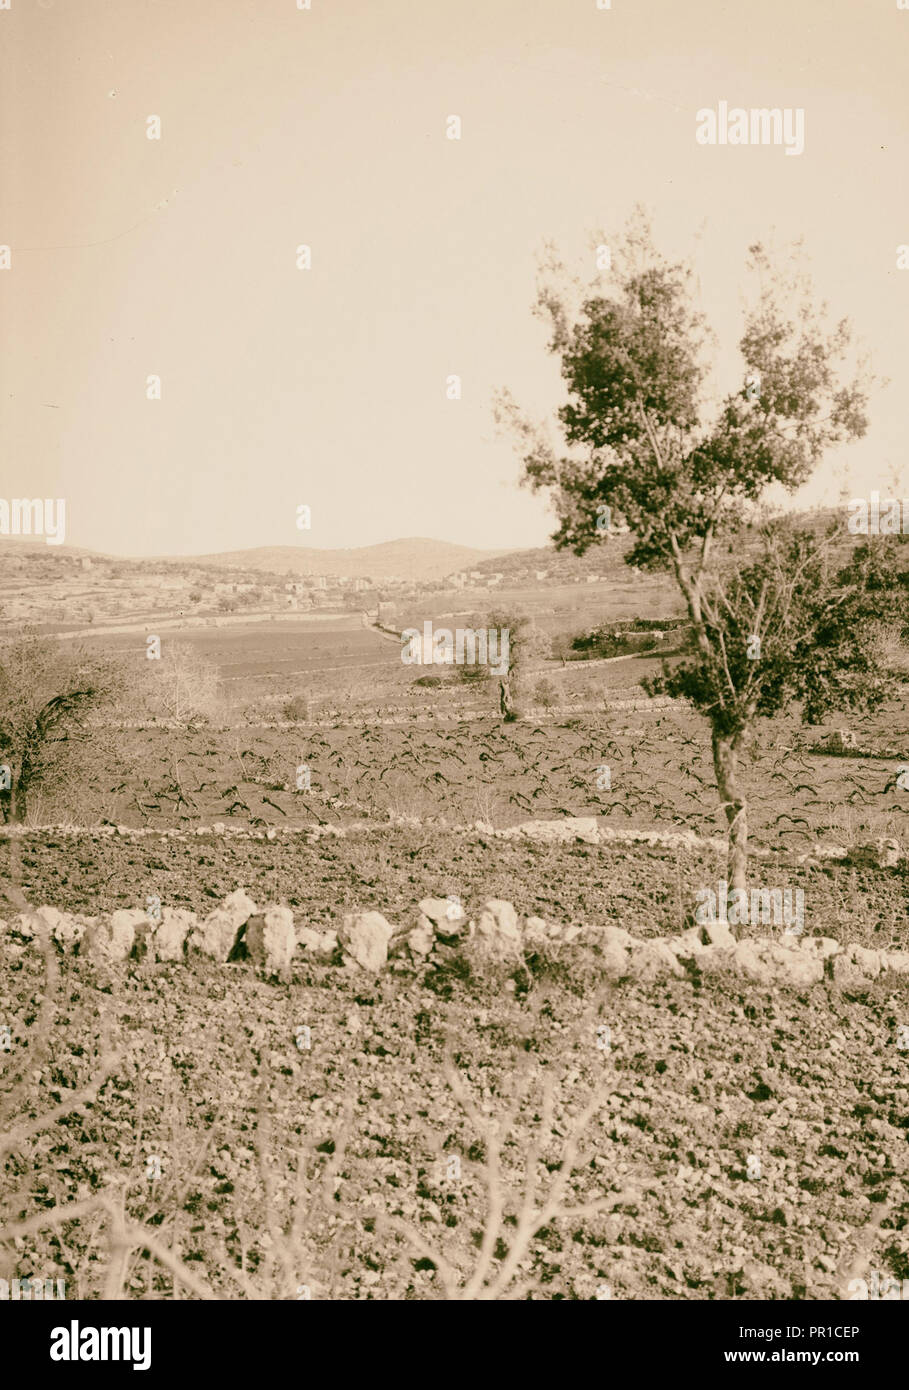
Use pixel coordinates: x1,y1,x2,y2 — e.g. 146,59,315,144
339,911,395,972
189,889,257,962
246,906,296,980
84,909,146,964
152,908,196,962
733,937,823,989
470,900,522,961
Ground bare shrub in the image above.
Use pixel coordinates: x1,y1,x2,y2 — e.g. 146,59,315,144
139,642,221,725
374,1063,653,1299
866,619,909,677
0,916,216,1299
0,910,345,1300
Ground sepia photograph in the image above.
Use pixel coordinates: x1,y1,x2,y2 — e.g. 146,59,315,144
1,0,907,1367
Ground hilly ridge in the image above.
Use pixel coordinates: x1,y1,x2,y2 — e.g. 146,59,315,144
181,538,511,582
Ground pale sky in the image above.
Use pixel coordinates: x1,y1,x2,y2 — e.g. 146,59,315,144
1,0,907,557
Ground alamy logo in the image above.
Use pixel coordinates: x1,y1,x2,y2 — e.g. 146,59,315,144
0,1276,65,1299
0,498,66,545
401,621,510,678
848,1271,909,1300
695,879,805,934
50,1321,151,1371
847,491,909,534
696,101,805,156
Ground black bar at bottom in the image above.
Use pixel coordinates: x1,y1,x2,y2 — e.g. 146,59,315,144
3,1297,902,1378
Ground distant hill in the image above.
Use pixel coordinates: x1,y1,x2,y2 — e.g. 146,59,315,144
466,507,857,584
0,508,861,586
468,535,637,582
0,537,105,559
185,538,512,583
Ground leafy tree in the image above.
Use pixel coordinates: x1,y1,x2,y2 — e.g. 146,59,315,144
499,213,887,887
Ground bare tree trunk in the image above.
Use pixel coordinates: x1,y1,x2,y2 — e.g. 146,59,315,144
11,773,28,825
11,743,33,825
711,726,747,894
499,678,515,722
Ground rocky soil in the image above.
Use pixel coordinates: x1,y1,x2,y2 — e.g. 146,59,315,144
1,866,907,1301
2,695,908,1302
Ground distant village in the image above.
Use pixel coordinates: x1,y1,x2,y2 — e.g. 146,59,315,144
0,543,626,631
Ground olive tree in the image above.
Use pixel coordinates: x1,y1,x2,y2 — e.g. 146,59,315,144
484,609,551,722
498,214,888,888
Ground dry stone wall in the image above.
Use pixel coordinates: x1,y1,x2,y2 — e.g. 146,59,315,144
3,890,908,991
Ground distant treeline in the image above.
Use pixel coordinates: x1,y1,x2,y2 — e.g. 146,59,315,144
557,617,691,662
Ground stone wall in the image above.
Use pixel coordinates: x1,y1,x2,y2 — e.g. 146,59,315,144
3,890,907,991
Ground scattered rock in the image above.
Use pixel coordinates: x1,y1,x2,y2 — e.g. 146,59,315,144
669,926,709,957
504,817,599,845
628,939,685,981
417,897,466,931
876,838,901,869
799,936,842,963
1,883,893,999
882,949,909,976
595,923,635,975
56,913,94,952
8,912,38,943
407,919,435,958
31,904,65,934
847,838,901,870
733,1258,788,1298
701,918,737,949
523,915,551,946
30,905,90,952
296,926,337,957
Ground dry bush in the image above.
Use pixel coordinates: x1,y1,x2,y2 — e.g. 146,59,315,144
374,1062,652,1300
132,642,222,725
468,783,502,828
0,916,204,1298
867,620,909,677
0,910,345,1301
